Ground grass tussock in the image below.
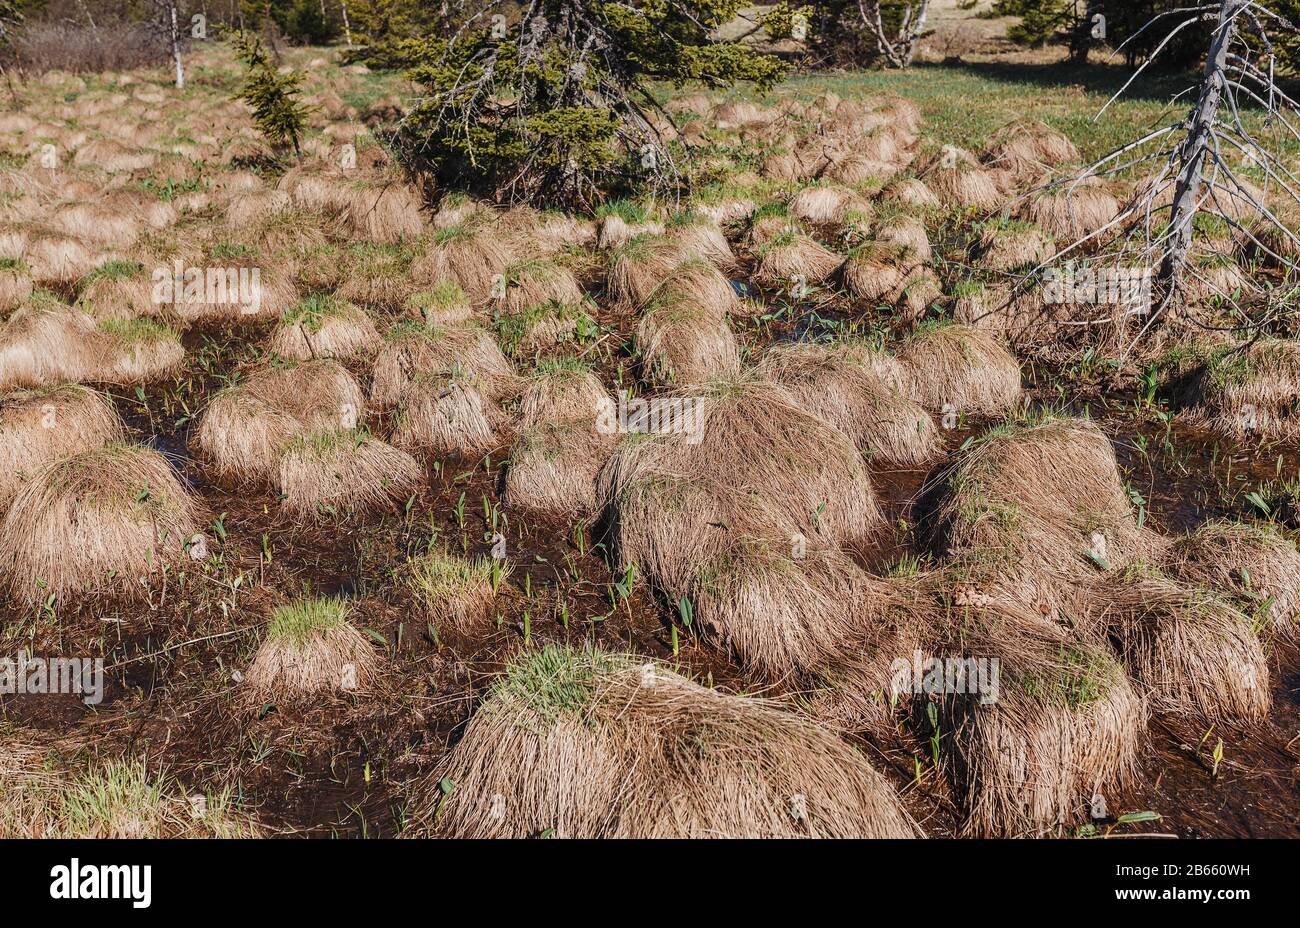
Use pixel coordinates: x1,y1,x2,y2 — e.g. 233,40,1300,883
759,341,940,466
1162,520,1300,640
370,322,517,411
895,323,1024,417
270,294,381,362
243,597,379,705
504,419,616,514
195,359,366,485
0,443,200,605
601,376,883,598
0,750,259,839
414,645,921,838
0,385,125,513
391,368,509,458
939,600,1144,837
277,428,424,518
635,292,742,387
406,548,502,635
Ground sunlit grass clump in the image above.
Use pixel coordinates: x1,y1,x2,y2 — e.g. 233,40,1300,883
406,547,503,634
242,597,379,704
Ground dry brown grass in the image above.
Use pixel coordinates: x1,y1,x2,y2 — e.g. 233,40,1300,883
596,213,663,249
23,231,99,284
607,233,692,308
390,368,509,458
195,359,366,484
503,420,616,514
982,119,1080,179
372,319,516,407
1019,185,1120,242
895,323,1024,417
97,317,185,384
600,376,884,598
928,416,1154,590
665,214,736,271
0,443,200,605
268,295,381,362
74,265,155,322
1097,577,1270,724
516,364,610,430
826,153,900,185
974,224,1056,272
50,200,143,247
875,214,931,262
500,259,585,315
1179,339,1300,440
405,548,501,635
404,283,475,327
277,428,424,518
0,263,34,313
752,231,843,288
72,138,155,173
789,184,871,225
0,385,125,513
243,598,380,705
938,598,1145,837
758,341,940,466
691,539,876,679
1162,520,1300,641
345,180,426,243
635,292,742,387
0,745,261,839
842,241,920,304
0,299,103,389
647,256,740,317
411,222,513,305
168,265,297,325
882,177,940,209
920,148,1002,211
224,189,293,228
416,645,921,838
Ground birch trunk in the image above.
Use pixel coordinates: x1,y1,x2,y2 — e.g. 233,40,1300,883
170,3,185,89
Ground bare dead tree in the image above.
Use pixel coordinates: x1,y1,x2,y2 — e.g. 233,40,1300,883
858,0,931,68
1160,0,1245,291
993,0,1300,357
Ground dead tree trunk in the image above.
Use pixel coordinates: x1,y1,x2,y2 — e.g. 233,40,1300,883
1158,0,1244,292
341,1,353,47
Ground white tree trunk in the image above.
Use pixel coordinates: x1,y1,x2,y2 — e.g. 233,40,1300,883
341,1,353,46
859,0,931,69
170,3,185,89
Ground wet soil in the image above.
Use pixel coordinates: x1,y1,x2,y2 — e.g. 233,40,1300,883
2,293,1297,839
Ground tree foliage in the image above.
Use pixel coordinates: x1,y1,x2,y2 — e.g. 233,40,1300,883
393,0,786,208
993,0,1228,67
341,0,448,65
233,30,310,155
